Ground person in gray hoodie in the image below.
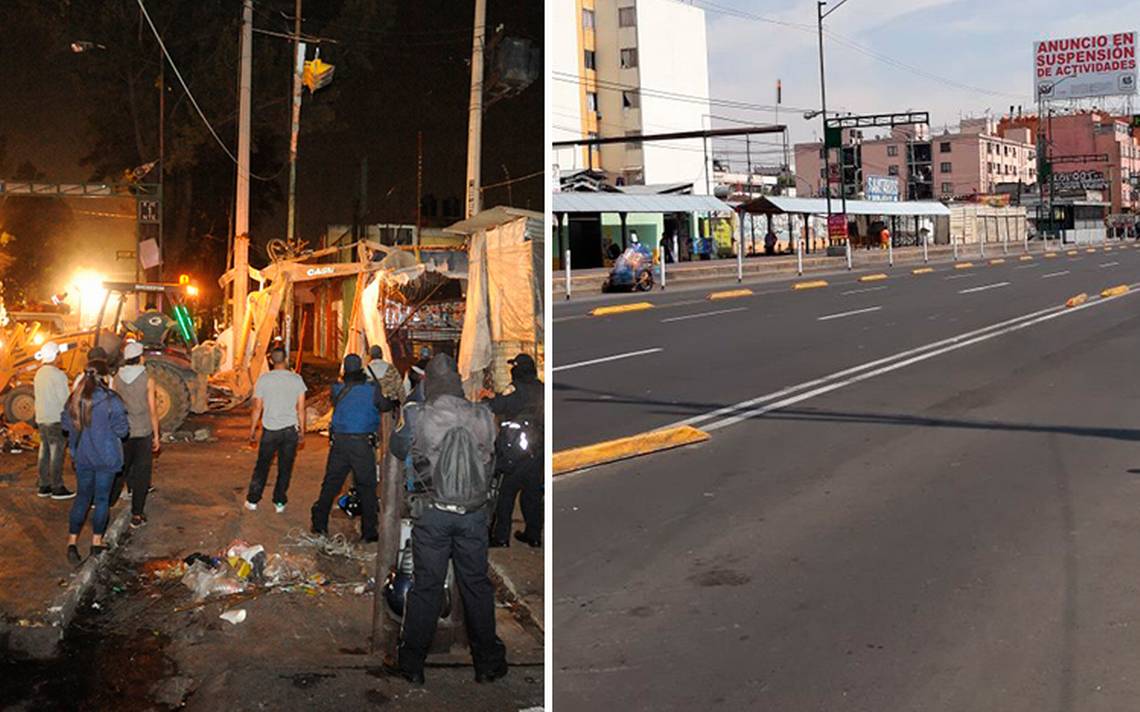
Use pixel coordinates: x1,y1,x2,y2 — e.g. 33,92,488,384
110,341,161,528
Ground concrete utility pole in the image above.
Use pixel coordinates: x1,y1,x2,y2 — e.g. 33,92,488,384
233,0,253,354
817,1,832,229
284,0,304,357
464,0,487,219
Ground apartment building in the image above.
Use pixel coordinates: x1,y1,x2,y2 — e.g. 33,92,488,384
551,0,712,191
794,118,1037,202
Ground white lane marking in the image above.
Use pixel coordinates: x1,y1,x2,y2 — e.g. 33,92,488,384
818,306,882,322
1100,261,1120,268
553,348,663,373
959,281,1011,294
660,307,747,323
1014,263,1042,270
669,302,1073,432
841,286,888,295
1041,270,1070,279
944,273,977,280
698,287,1139,432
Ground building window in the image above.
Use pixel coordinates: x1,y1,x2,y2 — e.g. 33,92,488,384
820,167,827,178
586,91,598,112
620,48,639,69
987,162,993,172
940,162,952,173
942,182,954,194
625,130,641,149
987,143,993,154
622,90,640,109
618,6,637,26
887,145,898,157
888,165,899,176
940,141,952,153
582,8,595,29
584,49,596,70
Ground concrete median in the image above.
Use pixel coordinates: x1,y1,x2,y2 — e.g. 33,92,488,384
553,425,710,476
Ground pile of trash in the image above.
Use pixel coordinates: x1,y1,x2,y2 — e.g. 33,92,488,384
138,539,374,605
1,422,38,453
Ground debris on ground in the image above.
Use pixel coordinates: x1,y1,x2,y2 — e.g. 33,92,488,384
219,608,247,625
161,427,217,444
181,560,247,601
1,422,38,453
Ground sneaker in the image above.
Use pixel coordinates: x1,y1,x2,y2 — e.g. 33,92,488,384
513,531,542,548
67,545,82,566
274,502,286,514
37,486,52,498
50,487,76,501
244,500,258,511
130,514,147,529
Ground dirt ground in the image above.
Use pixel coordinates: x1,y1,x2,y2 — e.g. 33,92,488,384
0,407,544,711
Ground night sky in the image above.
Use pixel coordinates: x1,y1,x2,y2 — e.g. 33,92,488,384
0,0,542,290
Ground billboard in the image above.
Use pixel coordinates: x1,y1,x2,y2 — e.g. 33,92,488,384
1035,32,1138,100
865,175,900,202
1051,169,1109,192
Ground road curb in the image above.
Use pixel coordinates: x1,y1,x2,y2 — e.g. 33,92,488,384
989,258,1006,265
590,302,654,317
793,280,828,290
707,288,753,300
1019,255,1033,261
2,504,131,660
1065,293,1089,308
553,425,709,476
1101,285,1129,298
912,267,934,275
487,558,544,636
858,273,888,282
955,262,974,269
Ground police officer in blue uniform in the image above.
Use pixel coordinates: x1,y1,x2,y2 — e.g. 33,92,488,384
310,353,397,542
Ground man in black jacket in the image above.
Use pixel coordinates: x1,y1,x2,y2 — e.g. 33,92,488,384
487,354,543,548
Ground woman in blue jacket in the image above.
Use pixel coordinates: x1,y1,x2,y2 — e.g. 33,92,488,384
61,348,129,564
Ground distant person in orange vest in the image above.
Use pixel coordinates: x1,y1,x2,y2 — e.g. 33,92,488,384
880,226,890,249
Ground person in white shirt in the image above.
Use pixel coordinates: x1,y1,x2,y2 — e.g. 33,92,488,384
33,342,75,500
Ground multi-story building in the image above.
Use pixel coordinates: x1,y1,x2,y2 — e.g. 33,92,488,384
794,118,1037,203
998,110,1140,214
551,0,712,192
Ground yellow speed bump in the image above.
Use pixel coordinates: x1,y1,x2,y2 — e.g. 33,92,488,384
1065,293,1088,308
1067,250,1078,256
859,273,888,282
590,302,654,317
793,280,829,290
1019,255,1033,261
1101,284,1130,298
707,288,753,300
1045,252,1058,258
1086,248,1098,253
1104,247,1114,252
912,267,934,275
989,258,1006,265
552,425,710,476
954,262,974,269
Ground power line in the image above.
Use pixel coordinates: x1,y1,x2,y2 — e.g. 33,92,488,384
554,72,820,116
136,0,277,181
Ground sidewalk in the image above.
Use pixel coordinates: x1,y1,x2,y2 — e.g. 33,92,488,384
1,410,544,710
553,242,1039,296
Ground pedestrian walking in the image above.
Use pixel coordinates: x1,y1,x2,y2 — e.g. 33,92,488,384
387,354,507,685
61,347,129,564
487,353,543,548
109,341,161,528
245,347,307,513
310,353,397,542
33,341,74,500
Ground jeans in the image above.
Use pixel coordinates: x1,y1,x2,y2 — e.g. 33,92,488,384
247,427,299,505
111,437,154,516
69,467,116,536
310,436,378,540
398,508,506,675
37,422,66,490
492,456,543,543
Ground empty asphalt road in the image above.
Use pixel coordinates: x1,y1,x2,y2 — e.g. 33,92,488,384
553,242,1140,710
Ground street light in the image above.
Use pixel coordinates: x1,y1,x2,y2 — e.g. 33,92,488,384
817,0,855,248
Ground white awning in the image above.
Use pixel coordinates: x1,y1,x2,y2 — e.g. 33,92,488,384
553,192,734,214
744,196,951,217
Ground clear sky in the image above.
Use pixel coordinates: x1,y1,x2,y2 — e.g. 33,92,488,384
697,0,1140,168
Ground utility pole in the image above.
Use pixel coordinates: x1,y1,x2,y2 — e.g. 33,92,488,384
817,1,832,242
233,0,253,356
284,0,304,357
416,131,423,261
158,56,165,283
464,0,487,219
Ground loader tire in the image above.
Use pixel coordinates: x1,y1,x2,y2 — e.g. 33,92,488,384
2,385,36,425
147,361,191,434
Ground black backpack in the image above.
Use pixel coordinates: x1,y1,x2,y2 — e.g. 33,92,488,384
431,424,491,511
495,415,541,474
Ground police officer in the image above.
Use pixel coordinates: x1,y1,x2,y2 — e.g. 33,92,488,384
387,354,507,685
487,353,543,547
310,353,396,542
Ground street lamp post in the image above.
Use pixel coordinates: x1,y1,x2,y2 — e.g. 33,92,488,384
817,0,853,252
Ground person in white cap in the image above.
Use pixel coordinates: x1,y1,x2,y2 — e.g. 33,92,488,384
110,340,161,528
33,341,74,499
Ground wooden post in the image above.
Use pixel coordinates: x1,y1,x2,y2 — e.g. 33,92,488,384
372,412,402,658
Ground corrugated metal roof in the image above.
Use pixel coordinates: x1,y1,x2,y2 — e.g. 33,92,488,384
553,192,734,214
444,206,544,235
746,196,951,217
